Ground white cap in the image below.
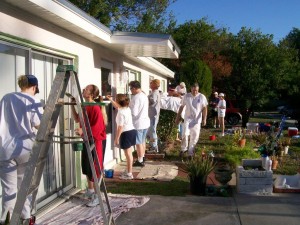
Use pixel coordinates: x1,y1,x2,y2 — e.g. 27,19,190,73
219,93,224,97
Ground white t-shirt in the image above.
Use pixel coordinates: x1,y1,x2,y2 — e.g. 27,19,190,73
182,93,208,125
116,107,135,132
0,92,43,161
160,94,185,118
217,99,226,117
129,91,150,130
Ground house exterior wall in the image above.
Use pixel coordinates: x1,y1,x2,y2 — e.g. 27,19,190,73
0,1,171,208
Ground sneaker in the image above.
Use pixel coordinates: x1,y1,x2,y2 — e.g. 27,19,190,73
83,188,94,199
21,215,36,225
119,173,134,180
133,160,145,167
221,133,225,137
213,125,216,128
86,194,100,207
179,150,187,159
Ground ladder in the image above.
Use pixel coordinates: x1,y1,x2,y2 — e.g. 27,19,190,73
10,65,116,225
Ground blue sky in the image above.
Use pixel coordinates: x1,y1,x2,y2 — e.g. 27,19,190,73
168,0,300,43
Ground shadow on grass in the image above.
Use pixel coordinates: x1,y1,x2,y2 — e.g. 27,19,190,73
106,177,189,196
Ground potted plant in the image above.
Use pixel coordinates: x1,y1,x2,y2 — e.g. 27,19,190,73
214,163,234,186
182,156,216,195
233,128,246,147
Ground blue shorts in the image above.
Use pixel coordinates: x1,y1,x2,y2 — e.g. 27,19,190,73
136,128,148,144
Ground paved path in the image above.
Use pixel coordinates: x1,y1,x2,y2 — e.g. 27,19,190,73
116,192,300,225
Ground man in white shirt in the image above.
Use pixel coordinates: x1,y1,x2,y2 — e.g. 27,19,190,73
175,83,208,157
0,75,43,224
129,81,150,167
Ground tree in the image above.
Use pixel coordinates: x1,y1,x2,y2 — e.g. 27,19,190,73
180,59,212,97
69,0,176,33
168,19,231,89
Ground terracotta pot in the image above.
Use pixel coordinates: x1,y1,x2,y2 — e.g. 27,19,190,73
209,135,216,141
238,139,246,148
272,160,278,170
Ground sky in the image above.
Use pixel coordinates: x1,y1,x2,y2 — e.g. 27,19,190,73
168,0,300,43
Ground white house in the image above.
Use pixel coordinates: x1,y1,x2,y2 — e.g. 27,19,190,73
0,0,180,215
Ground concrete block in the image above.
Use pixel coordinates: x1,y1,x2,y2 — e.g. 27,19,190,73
245,178,273,185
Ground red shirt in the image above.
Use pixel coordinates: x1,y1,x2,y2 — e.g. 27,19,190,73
85,105,106,141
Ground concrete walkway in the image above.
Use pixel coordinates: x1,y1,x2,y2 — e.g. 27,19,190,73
116,192,300,225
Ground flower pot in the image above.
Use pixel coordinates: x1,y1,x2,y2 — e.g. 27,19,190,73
261,155,269,169
284,146,289,155
214,167,233,186
209,135,216,141
190,176,207,195
238,138,246,148
272,160,278,170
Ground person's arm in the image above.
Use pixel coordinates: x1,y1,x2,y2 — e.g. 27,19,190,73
106,95,121,109
114,125,123,146
175,105,184,125
202,106,207,126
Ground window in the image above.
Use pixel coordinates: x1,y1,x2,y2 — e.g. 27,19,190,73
0,42,29,97
101,68,112,134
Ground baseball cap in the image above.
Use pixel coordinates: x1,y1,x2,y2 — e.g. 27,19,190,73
219,93,224,97
26,75,39,93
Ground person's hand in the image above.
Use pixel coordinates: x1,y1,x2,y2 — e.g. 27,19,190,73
106,95,112,101
75,128,83,136
71,97,76,103
202,120,207,126
114,139,119,147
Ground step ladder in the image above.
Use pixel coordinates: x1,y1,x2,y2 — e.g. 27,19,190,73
10,65,116,225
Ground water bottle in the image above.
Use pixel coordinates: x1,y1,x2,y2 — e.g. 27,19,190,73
267,159,272,171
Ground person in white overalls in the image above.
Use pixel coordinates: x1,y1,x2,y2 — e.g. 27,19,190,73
175,83,208,157
0,75,43,224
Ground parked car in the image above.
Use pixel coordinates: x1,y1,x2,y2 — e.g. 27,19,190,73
225,100,246,125
277,105,300,128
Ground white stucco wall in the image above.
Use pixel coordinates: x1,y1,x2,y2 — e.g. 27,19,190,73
0,3,170,169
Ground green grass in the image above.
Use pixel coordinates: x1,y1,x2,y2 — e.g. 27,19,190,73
106,177,189,196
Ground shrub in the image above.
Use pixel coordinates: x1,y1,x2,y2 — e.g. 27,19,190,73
157,109,178,142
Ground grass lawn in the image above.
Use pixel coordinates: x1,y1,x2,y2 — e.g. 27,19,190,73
107,112,300,196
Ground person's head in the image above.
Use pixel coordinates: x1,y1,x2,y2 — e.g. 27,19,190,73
213,92,218,98
219,93,225,99
150,79,160,90
18,75,39,95
116,94,130,107
179,82,186,88
129,80,141,95
82,84,100,101
190,83,199,96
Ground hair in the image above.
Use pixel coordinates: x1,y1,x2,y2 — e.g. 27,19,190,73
18,75,33,89
116,94,130,107
88,84,100,99
129,80,141,89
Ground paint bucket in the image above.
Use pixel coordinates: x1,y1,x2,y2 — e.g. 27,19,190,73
72,142,83,151
209,135,216,141
105,169,114,178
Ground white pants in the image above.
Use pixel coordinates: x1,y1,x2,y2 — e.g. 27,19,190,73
0,153,32,222
181,120,201,156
